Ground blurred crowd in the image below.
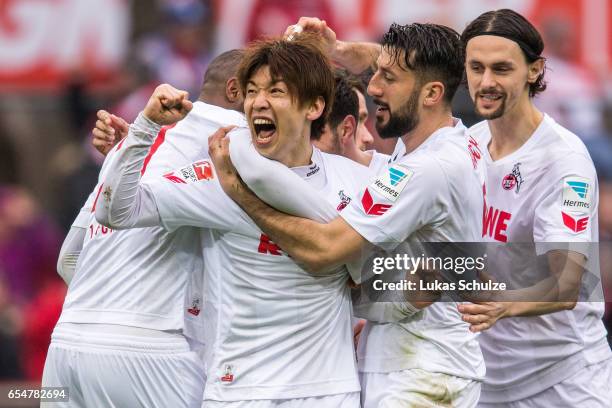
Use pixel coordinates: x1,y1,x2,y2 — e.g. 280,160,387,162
1,0,611,382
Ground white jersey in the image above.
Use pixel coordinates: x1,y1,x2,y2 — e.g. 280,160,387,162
367,150,391,174
59,102,246,340
144,146,368,401
340,120,486,380
470,114,611,403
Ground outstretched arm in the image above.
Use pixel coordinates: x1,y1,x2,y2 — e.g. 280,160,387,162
285,17,380,74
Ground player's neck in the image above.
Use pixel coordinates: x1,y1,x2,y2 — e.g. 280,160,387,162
487,99,543,161
401,110,454,154
199,93,241,112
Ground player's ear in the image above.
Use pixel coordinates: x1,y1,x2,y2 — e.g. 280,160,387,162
226,77,241,103
527,58,544,85
340,115,357,144
422,81,445,107
306,96,325,121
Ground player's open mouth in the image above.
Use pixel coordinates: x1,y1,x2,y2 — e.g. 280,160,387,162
374,100,390,118
478,92,503,102
253,117,277,146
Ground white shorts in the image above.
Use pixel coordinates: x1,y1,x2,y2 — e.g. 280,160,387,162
203,392,360,408
360,369,481,408
41,324,205,408
477,358,612,408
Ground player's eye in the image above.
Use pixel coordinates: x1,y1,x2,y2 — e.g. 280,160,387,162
470,64,483,73
495,67,511,73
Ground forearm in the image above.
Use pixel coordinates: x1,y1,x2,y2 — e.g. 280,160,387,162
95,113,162,229
502,250,584,316
333,41,381,74
505,301,574,317
57,226,86,284
229,133,336,222
501,282,578,317
230,181,346,273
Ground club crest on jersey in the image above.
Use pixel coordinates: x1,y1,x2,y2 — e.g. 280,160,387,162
562,211,588,233
187,295,201,316
221,364,234,382
370,164,413,202
163,160,215,184
337,190,352,211
501,163,524,193
361,188,392,216
562,177,591,211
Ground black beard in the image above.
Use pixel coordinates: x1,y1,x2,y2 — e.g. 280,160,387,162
375,89,420,139
474,93,507,120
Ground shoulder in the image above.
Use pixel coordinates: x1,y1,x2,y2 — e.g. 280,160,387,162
467,120,490,144
321,151,373,178
539,116,596,179
369,151,391,174
175,101,247,130
425,126,475,176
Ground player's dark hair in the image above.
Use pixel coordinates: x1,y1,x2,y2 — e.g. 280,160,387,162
461,9,547,97
199,49,245,99
382,23,464,104
237,35,335,139
311,70,359,141
343,70,367,96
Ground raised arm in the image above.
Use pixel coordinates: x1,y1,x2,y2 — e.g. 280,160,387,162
96,84,193,229
285,17,380,74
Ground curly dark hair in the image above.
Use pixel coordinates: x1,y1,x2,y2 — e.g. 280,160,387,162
381,22,464,105
461,9,547,97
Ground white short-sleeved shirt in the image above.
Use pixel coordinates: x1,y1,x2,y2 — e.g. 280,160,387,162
340,120,486,380
367,150,391,174
145,146,370,401
470,114,611,403
59,102,246,341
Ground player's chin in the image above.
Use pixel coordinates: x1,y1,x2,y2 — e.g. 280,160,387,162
476,106,505,120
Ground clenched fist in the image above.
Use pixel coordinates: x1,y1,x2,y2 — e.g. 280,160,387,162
143,84,193,126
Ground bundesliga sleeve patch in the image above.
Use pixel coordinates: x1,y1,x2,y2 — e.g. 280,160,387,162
561,176,591,212
163,160,215,184
369,164,413,203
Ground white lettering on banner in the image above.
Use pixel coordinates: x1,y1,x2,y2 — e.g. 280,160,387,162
0,0,127,82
